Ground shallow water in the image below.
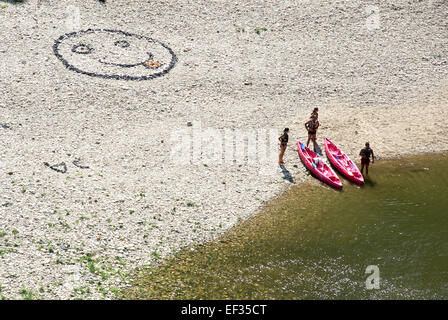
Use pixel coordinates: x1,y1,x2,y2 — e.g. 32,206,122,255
128,153,448,299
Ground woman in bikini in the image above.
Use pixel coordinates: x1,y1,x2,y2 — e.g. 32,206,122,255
278,128,289,164
305,113,319,149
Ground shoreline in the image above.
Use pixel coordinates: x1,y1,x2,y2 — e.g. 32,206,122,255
124,151,448,299
124,92,448,298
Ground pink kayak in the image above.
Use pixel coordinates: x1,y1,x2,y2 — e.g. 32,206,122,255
297,141,343,189
324,138,364,185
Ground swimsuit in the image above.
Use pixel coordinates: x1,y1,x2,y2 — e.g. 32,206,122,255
361,147,371,164
308,119,317,135
361,157,370,165
280,133,288,147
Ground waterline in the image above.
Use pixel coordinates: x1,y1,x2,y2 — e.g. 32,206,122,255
125,153,448,300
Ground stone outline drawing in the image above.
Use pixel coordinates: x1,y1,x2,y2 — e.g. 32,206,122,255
53,29,177,81
44,162,68,174
72,160,90,169
44,160,90,173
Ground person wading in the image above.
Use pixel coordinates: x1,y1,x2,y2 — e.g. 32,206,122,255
278,128,289,164
360,142,375,175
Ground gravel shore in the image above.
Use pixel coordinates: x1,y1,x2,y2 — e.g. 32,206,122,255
0,0,447,299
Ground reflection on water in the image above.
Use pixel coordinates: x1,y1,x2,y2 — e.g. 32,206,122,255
127,153,448,300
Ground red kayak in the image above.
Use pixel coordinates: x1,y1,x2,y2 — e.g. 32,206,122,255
297,141,343,189
324,138,364,185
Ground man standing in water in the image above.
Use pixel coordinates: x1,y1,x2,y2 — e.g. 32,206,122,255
360,142,375,175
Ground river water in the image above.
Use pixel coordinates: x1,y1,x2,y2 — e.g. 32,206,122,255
128,153,448,299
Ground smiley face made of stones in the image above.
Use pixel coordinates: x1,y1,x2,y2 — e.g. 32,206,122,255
53,29,177,80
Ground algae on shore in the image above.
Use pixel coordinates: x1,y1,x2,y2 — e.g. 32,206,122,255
125,153,448,300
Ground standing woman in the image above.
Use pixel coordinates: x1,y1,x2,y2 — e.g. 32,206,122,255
305,113,319,149
278,128,289,164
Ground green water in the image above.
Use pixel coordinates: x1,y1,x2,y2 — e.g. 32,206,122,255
127,153,448,299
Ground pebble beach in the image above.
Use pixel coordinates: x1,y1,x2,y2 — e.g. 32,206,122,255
0,0,447,299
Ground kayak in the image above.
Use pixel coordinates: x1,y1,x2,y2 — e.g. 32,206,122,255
297,141,343,189
324,138,364,185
